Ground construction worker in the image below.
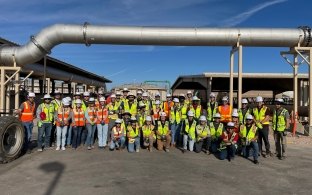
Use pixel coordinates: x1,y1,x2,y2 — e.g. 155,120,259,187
218,96,232,125
239,114,259,164
110,118,126,151
194,115,211,154
231,109,240,133
238,98,252,125
123,93,137,117
122,110,131,130
36,94,55,151
179,94,188,147
207,93,218,123
50,90,62,147
253,96,271,158
152,92,163,108
65,96,73,147
95,90,104,108
210,113,224,153
82,91,90,111
169,98,181,147
219,122,238,161
136,90,143,103
182,110,197,153
163,93,173,120
141,92,151,115
127,117,140,153
71,99,85,150
272,98,290,160
137,102,147,127
156,112,171,152
54,98,72,151
142,116,156,152
72,92,82,109
96,97,109,149
85,98,97,150
122,88,130,102
152,100,162,125
115,91,123,110
107,94,121,143
189,96,202,121
17,92,36,153
185,90,193,106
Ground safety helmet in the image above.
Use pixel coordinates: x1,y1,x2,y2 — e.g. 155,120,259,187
232,109,239,117
28,92,36,98
62,98,70,106
83,91,90,97
115,118,122,124
187,90,192,94
122,88,130,92
173,98,179,103
199,115,207,121
192,96,200,101
275,98,284,103
227,122,235,128
155,100,161,105
89,97,95,102
222,96,228,102
246,114,254,120
187,110,194,117
99,97,105,102
160,112,167,117
166,93,172,97
75,99,82,104
110,94,116,98
43,94,52,99
213,113,221,118
242,98,248,104
210,93,216,98
256,96,263,103
142,92,148,97
116,91,122,96
145,116,152,122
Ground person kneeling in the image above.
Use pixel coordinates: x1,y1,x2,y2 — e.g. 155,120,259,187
142,116,156,152
127,117,140,153
194,115,211,154
110,118,126,151
219,122,238,161
156,112,171,152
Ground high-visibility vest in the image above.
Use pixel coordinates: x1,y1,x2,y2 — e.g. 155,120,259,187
207,102,218,122
127,125,139,138
196,124,210,141
112,126,124,138
209,122,223,139
184,119,197,140
180,103,188,120
157,121,169,139
138,113,147,127
185,99,192,107
218,105,232,123
189,105,201,119
20,101,35,122
152,105,162,121
107,101,121,120
253,106,269,129
239,124,257,140
163,101,174,118
72,99,87,112
272,108,288,132
40,103,55,123
220,132,237,150
152,100,163,108
52,99,62,111
124,101,137,117
142,124,155,138
238,108,252,125
96,106,109,124
56,107,71,126
73,108,85,127
86,107,97,124
95,99,100,108
141,100,151,114
170,106,181,124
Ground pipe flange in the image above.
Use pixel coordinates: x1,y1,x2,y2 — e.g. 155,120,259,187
83,22,91,47
30,36,51,54
299,26,311,47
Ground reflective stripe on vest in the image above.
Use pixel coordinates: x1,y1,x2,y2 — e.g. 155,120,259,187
220,132,237,150
209,122,223,139
218,105,232,123
127,126,139,138
190,105,201,119
185,119,197,140
157,121,169,139
41,103,54,122
56,107,70,126
152,105,161,121
196,125,210,141
96,106,109,124
207,102,218,121
108,102,121,119
180,103,188,120
73,108,85,126
86,107,97,124
239,124,257,140
272,108,288,131
21,101,35,122
112,126,124,137
253,106,269,128
170,107,181,124
163,101,173,118
142,124,155,137
238,108,251,124
124,101,137,117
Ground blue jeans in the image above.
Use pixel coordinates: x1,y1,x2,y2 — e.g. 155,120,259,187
86,124,97,146
23,122,33,149
66,125,72,146
37,122,52,149
72,126,83,149
219,144,236,160
81,127,88,145
110,136,126,150
56,126,68,148
97,124,108,147
183,134,195,151
242,141,259,161
128,137,140,153
170,123,180,145
211,139,220,153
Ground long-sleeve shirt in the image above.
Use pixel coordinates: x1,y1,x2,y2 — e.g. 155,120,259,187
36,103,54,123
54,107,73,124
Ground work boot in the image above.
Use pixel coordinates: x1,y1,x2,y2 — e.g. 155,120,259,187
254,160,259,165
37,148,43,152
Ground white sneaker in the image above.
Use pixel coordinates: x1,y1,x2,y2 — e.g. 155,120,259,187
136,149,139,153
61,147,66,151
56,147,60,151
37,148,43,152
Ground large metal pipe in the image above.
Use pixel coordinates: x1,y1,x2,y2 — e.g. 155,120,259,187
0,24,311,66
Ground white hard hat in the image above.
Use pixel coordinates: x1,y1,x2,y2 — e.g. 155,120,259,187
116,91,122,96
232,112,239,117
187,110,194,117
115,118,122,123
246,114,254,120
130,116,137,122
137,90,143,94
142,92,148,97
160,112,167,117
256,96,263,103
222,96,229,101
210,93,216,98
155,92,160,97
276,98,284,103
83,91,90,96
155,100,161,105
74,91,81,96
139,102,146,108
179,93,185,97
75,99,82,104
199,115,207,121
166,93,172,97
213,113,221,118
227,122,235,127
54,90,61,95
65,97,72,102
89,97,95,102
28,92,35,98
110,94,116,98
122,88,129,92
62,98,70,106
98,90,104,95
192,96,200,101
173,98,179,103
187,90,192,94
242,98,248,104
145,116,152,122
127,93,135,98
99,97,105,102
43,94,52,99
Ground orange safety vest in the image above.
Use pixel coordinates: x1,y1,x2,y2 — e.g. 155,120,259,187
218,105,232,123
112,126,124,138
20,101,35,122
56,107,70,127
86,107,97,124
153,107,161,121
73,108,85,127
163,101,174,119
96,106,109,124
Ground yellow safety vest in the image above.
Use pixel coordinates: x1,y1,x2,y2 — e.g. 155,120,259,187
239,124,257,140
209,122,223,139
170,106,181,124
180,103,188,120
272,108,288,132
207,102,218,122
253,106,269,129
157,121,169,139
142,124,156,139
196,124,210,141
185,119,197,140
189,105,201,119
238,108,252,124
40,103,55,123
52,99,62,111
124,101,137,117
127,125,139,138
107,102,121,120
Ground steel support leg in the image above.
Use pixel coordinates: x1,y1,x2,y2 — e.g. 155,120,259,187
238,45,243,109
229,50,234,107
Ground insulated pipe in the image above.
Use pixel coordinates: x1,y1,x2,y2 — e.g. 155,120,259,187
0,24,311,66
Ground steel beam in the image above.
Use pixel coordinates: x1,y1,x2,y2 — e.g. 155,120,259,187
238,45,243,109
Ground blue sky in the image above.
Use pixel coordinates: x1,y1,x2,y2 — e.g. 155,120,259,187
0,0,311,89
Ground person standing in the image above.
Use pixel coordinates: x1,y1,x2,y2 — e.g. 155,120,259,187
152,100,162,125
85,98,97,150
121,88,130,103
17,92,36,153
219,122,238,161
182,111,197,153
178,94,188,147
194,115,211,154
272,99,290,160
54,98,72,151
36,94,55,151
185,90,193,106
50,90,62,147
189,96,202,121
127,117,140,153
218,96,232,125
238,98,252,125
123,93,137,117
253,96,271,157
163,93,174,120
170,98,181,147
96,97,109,149
156,112,171,152
71,99,85,150
207,93,218,123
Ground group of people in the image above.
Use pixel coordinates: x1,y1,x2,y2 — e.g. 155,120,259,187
17,88,290,164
